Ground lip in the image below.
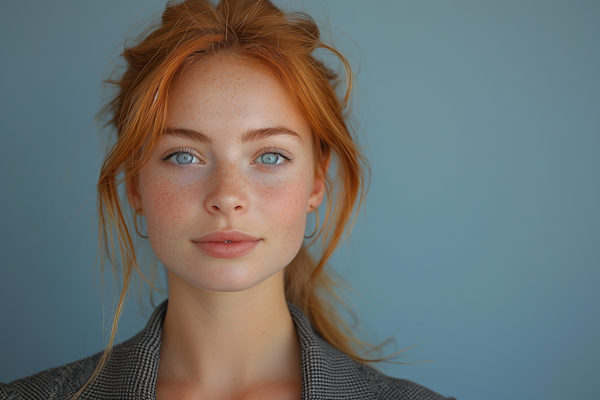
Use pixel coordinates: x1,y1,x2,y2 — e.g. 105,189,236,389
193,230,260,243
192,230,262,259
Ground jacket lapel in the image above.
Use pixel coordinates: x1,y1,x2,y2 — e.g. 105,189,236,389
288,303,377,399
82,301,166,399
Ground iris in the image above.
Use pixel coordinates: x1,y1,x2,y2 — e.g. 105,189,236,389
176,153,193,164
261,153,279,164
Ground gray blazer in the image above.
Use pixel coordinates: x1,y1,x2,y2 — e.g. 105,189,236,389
1,300,456,399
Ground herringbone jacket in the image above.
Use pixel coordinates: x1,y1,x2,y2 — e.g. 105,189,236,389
1,300,455,399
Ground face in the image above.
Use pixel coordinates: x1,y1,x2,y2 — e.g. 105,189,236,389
128,55,325,293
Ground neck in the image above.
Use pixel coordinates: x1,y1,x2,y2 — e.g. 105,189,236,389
157,269,302,398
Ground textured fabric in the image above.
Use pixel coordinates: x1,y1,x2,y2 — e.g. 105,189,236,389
1,300,455,399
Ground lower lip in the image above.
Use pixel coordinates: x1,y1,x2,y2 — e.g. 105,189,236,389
193,240,261,258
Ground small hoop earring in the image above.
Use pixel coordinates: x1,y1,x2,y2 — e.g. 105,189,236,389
134,210,148,239
304,207,320,239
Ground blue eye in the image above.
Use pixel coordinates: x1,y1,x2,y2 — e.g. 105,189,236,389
252,149,293,169
256,153,283,165
175,153,194,164
163,151,201,165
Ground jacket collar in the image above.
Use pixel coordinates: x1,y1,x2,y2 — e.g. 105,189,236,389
88,299,375,399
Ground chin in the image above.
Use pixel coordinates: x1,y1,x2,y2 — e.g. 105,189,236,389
171,261,283,293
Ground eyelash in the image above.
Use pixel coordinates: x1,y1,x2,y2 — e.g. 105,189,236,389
160,146,294,170
254,147,294,170
160,147,201,167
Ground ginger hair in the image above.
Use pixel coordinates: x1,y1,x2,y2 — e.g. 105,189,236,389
76,0,370,397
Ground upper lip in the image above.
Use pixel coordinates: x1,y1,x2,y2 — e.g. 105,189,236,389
193,230,261,243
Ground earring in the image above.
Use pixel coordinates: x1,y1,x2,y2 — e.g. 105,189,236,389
134,209,148,239
304,207,320,239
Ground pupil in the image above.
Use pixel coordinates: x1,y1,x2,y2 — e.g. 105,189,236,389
176,153,192,164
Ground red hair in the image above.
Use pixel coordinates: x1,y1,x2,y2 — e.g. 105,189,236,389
82,0,370,397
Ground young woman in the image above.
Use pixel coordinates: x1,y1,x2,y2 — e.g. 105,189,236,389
1,1,455,399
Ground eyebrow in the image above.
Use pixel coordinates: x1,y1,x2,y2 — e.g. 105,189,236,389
163,126,304,144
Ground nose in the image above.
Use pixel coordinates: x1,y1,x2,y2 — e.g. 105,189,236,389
204,163,248,216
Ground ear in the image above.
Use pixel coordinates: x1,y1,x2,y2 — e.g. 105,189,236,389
307,153,330,212
126,175,144,215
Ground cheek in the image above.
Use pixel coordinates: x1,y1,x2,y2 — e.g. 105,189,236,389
138,169,201,247
254,171,311,251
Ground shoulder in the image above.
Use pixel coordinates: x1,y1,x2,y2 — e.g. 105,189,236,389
1,301,166,400
315,337,455,400
287,303,456,400
0,351,102,400
357,363,456,400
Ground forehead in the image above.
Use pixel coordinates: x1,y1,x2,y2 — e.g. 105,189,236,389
166,54,312,139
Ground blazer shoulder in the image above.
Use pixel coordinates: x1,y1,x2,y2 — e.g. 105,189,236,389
1,351,102,400
2,303,166,400
300,318,456,400
360,364,456,400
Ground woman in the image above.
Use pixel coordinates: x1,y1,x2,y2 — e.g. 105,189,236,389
1,0,455,399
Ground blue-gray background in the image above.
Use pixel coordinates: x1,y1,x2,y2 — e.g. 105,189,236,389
1,1,598,399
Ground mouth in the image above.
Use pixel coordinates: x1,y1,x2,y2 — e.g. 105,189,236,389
192,240,261,259
193,230,260,243
192,230,262,258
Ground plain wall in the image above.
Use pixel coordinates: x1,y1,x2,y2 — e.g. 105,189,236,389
1,1,599,399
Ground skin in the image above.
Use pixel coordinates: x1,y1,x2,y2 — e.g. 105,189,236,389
127,54,327,400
